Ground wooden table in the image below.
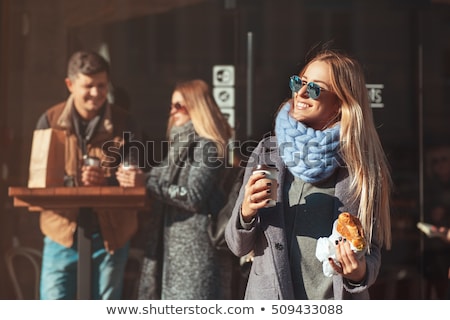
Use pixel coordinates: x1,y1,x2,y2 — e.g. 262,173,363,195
8,186,148,299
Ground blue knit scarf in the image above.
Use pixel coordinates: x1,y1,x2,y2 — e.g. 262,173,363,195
274,102,342,183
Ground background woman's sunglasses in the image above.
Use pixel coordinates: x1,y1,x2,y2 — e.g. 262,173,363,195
170,102,185,111
289,75,322,100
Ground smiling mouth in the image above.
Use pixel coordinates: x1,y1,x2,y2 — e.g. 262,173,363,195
296,102,310,109
87,99,100,106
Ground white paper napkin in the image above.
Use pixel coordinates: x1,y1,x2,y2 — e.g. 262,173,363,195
315,219,367,277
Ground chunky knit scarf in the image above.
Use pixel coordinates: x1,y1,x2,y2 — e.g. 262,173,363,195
169,120,195,143
274,102,342,183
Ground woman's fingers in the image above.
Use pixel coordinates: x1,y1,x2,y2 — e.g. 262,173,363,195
116,167,144,187
332,238,366,282
241,172,273,221
246,173,275,202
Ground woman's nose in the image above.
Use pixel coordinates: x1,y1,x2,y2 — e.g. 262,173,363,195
298,84,309,98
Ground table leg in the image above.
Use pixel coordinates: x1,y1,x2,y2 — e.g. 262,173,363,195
77,207,92,299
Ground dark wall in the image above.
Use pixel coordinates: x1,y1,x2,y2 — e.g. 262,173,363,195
1,0,449,299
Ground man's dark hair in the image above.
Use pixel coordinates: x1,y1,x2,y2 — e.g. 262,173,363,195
67,50,110,80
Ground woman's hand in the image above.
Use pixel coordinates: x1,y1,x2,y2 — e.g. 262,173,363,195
328,237,367,284
241,171,276,223
116,165,146,187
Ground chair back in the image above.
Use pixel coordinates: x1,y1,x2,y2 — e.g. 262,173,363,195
5,246,42,300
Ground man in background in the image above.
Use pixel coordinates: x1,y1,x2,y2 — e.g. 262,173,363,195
33,50,138,299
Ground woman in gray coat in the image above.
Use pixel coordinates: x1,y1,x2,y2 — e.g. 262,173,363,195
225,49,392,299
117,79,232,299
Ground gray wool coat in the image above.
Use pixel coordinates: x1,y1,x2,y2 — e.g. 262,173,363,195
225,136,382,300
145,123,224,299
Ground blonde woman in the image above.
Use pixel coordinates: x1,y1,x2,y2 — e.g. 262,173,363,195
117,79,232,299
225,49,392,299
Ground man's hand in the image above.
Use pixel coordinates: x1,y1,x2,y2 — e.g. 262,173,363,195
80,165,106,186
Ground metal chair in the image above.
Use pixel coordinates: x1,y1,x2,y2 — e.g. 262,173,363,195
5,246,42,300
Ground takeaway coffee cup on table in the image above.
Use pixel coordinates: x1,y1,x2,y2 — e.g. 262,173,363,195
80,155,102,187
121,157,139,170
252,164,278,207
82,155,101,167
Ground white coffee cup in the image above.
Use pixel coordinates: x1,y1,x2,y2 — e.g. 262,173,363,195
121,158,139,170
82,155,101,167
252,164,278,207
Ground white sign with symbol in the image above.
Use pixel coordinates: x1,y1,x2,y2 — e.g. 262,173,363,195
213,65,235,86
213,87,234,108
366,84,384,108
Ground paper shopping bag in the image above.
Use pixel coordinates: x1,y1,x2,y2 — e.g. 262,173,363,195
28,128,66,188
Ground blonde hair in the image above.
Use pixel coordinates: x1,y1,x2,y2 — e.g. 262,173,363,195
167,79,233,158
302,50,392,249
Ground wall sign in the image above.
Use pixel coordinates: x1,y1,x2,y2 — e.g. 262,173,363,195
213,87,235,108
213,65,235,87
213,65,235,128
366,84,384,108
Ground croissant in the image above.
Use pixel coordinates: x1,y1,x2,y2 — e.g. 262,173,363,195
336,212,366,251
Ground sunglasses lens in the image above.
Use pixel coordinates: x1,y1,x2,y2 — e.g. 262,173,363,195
307,82,321,99
289,77,322,99
170,102,183,111
289,75,302,92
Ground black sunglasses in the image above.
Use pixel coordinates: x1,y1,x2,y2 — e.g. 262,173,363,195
289,75,323,100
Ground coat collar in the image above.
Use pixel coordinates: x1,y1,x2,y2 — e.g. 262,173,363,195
55,94,113,135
